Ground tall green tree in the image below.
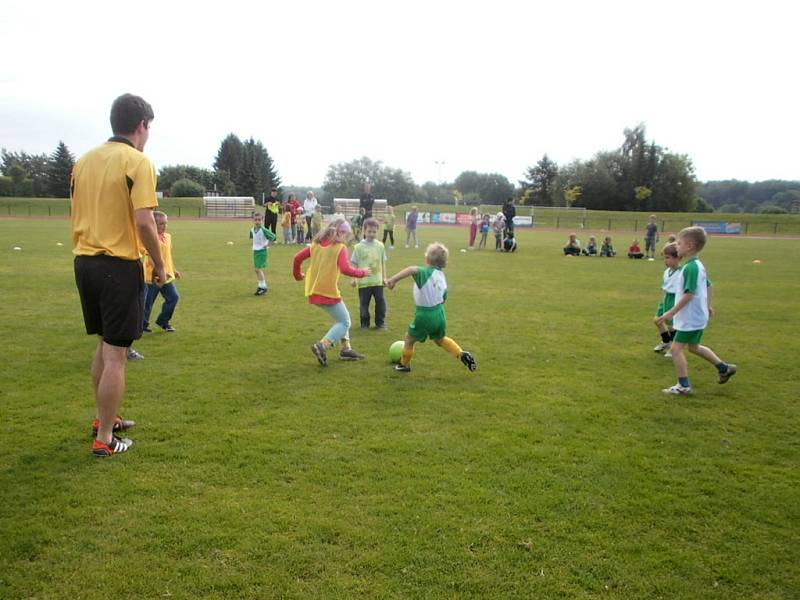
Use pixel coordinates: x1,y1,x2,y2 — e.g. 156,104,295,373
649,153,696,212
236,138,281,201
454,171,515,205
520,154,559,205
47,141,75,198
213,134,244,191
159,165,235,195
323,156,417,205
1,149,49,196
211,134,281,198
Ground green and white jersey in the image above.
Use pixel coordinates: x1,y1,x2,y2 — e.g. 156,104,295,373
250,226,276,251
661,267,680,312
412,266,447,308
674,257,708,331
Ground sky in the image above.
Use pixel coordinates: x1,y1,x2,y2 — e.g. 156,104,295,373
1,0,797,187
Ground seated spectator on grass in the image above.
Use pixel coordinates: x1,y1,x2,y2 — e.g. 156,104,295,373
600,236,616,257
628,239,644,259
563,233,581,256
582,236,598,256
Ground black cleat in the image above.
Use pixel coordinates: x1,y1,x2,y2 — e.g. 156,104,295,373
460,351,477,372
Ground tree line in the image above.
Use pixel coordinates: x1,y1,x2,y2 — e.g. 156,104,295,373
3,126,798,213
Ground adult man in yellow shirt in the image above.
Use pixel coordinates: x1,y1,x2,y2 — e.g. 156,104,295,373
72,93,166,457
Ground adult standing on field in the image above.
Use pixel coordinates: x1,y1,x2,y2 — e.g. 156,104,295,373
360,182,375,219
303,191,318,233
502,197,516,235
72,93,166,458
265,188,281,236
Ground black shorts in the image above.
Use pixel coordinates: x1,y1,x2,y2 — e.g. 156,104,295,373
645,237,656,251
74,255,144,347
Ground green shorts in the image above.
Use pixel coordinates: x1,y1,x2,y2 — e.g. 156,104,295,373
674,329,704,344
407,304,447,343
253,249,268,269
656,303,673,326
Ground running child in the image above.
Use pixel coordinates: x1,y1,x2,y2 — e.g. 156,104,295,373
653,242,680,355
250,212,277,295
385,242,477,373
293,218,371,365
655,226,737,395
143,210,181,331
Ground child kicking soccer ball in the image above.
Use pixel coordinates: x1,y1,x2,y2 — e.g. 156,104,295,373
654,226,737,395
385,242,477,373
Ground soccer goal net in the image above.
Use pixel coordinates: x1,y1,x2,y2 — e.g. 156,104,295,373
203,196,255,218
530,206,587,228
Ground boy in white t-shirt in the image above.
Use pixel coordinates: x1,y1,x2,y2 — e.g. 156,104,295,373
654,226,737,395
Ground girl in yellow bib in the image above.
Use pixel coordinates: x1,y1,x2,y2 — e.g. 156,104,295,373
293,218,371,366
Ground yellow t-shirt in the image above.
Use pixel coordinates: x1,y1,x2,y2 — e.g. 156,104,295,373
144,232,175,284
71,138,158,260
304,242,345,299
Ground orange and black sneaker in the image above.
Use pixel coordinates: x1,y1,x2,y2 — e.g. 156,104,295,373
91,415,136,436
92,435,134,457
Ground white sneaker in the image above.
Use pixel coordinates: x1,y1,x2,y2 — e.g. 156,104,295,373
127,348,144,360
662,384,691,395
653,342,670,353
664,350,672,358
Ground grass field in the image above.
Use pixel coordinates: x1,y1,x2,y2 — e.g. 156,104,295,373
1,218,798,599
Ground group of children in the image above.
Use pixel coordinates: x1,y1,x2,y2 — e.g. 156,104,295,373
563,215,662,260
651,226,737,395
464,209,516,252
291,216,477,374
563,234,618,257
563,235,668,259
135,203,736,395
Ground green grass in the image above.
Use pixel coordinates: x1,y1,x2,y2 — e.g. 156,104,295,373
1,219,798,599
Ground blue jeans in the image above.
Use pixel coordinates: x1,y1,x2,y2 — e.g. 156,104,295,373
144,282,179,327
318,301,351,345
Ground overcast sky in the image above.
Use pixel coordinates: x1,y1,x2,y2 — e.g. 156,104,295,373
1,0,797,187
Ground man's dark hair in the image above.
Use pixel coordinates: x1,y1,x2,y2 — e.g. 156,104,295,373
110,93,154,135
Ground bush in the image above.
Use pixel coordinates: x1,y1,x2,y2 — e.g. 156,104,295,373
758,204,788,214
0,176,14,197
718,203,741,213
170,178,205,198
693,197,714,213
